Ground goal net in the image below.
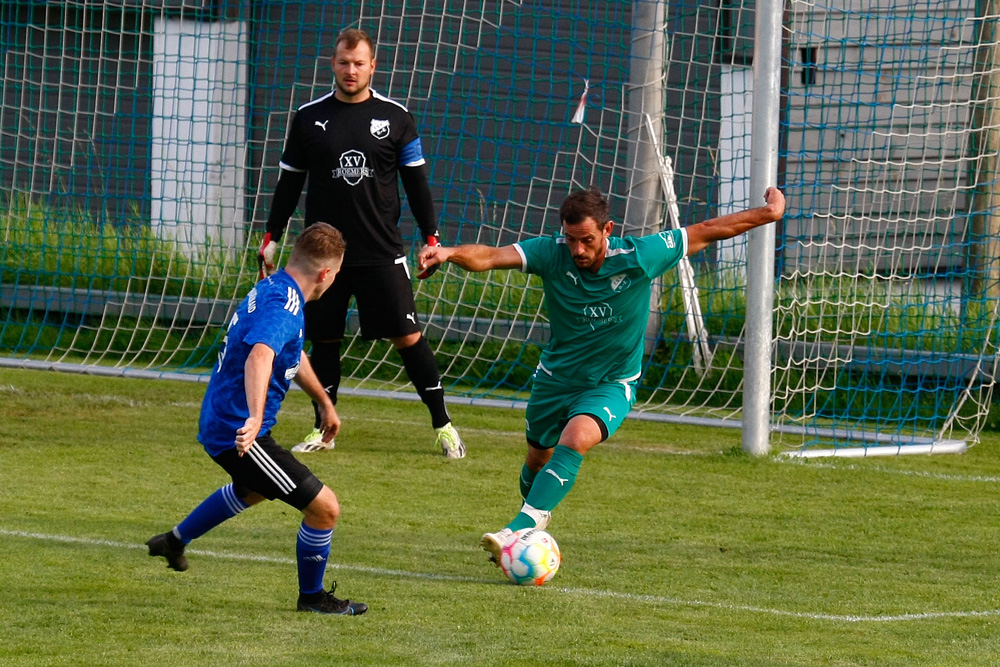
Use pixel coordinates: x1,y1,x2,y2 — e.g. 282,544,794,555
1,0,997,454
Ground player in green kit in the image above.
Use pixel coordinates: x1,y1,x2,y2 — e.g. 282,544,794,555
417,186,785,563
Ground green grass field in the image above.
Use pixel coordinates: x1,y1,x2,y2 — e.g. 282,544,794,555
2,367,1000,665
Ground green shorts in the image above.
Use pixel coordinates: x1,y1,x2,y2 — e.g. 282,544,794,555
524,370,637,449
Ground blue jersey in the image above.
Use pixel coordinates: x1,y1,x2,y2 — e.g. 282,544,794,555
198,269,306,456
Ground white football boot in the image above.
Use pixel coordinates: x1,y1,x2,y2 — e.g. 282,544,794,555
435,422,466,459
480,527,514,566
291,428,334,453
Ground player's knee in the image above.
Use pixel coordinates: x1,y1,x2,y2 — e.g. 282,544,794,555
390,332,422,349
556,415,604,453
555,438,591,454
555,432,599,454
304,487,340,529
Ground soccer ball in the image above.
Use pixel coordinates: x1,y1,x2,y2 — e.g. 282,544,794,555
499,528,561,586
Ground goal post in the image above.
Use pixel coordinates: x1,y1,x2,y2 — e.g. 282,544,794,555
741,0,782,456
1,0,998,456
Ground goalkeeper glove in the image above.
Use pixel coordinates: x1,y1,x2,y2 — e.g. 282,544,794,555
417,235,440,279
258,232,277,280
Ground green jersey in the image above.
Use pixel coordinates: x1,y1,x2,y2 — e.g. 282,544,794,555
514,228,687,387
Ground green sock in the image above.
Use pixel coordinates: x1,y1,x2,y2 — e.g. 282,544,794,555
507,445,583,531
519,463,538,500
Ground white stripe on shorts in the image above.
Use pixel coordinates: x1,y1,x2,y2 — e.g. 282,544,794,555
247,442,297,495
394,255,411,280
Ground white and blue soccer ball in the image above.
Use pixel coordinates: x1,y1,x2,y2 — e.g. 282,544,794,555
499,528,561,586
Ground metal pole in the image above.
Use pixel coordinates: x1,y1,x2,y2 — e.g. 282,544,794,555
626,0,667,355
625,0,667,237
741,0,783,455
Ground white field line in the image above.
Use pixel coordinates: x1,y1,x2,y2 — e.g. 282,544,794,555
2,528,998,624
779,459,1000,484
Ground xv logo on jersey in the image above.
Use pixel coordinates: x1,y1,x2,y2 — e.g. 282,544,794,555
584,303,613,319
370,118,390,139
577,302,623,330
333,150,374,186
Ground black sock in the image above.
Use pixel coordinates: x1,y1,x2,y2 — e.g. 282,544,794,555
309,341,341,429
397,337,450,429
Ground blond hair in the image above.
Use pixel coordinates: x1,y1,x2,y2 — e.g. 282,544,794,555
288,223,346,272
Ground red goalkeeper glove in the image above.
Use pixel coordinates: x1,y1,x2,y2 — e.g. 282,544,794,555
257,232,277,280
417,235,440,279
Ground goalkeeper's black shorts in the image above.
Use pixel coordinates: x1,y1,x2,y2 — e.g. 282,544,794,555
305,258,420,342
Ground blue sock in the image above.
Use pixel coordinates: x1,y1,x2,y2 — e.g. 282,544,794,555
297,522,333,595
174,484,248,544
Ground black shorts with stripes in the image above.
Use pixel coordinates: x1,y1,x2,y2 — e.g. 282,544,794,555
211,434,324,511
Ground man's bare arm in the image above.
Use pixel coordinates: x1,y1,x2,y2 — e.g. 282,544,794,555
235,343,275,455
685,187,785,256
418,243,523,273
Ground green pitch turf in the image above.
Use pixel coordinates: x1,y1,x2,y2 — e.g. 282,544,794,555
1,367,999,665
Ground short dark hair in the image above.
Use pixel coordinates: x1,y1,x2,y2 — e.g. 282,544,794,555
289,222,346,271
335,28,375,58
559,187,610,227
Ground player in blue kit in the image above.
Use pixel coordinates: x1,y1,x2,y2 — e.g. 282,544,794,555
146,223,367,616
418,186,785,564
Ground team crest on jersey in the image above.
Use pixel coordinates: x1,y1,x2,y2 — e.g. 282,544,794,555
609,274,631,293
370,118,390,139
333,149,374,186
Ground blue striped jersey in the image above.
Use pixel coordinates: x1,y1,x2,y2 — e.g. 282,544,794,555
198,269,305,456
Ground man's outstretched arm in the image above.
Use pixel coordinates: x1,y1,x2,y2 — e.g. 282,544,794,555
418,243,523,273
685,187,785,256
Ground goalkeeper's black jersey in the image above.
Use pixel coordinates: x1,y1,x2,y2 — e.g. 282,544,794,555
278,89,426,267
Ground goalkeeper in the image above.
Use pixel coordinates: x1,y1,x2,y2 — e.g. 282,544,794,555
259,28,465,458
147,223,366,615
417,186,786,564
